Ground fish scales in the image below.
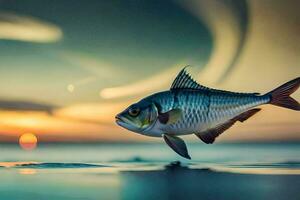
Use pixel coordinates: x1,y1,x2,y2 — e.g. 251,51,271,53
116,66,300,159
161,89,269,134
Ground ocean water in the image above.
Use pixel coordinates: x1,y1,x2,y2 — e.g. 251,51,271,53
0,143,299,200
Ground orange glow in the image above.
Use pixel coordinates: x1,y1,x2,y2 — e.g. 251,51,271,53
19,133,38,150
0,161,38,168
18,168,37,175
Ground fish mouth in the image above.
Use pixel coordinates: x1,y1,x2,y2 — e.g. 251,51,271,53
115,115,123,123
115,114,138,132
115,114,128,126
115,115,121,122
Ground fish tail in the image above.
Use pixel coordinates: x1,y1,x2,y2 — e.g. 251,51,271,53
265,77,300,111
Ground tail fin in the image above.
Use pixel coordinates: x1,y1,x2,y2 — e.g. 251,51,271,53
266,77,300,111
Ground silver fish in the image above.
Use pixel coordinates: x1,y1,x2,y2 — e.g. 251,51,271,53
116,67,300,159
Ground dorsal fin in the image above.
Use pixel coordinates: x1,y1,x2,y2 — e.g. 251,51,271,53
171,66,207,90
171,66,260,96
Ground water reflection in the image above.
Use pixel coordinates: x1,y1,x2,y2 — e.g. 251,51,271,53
18,168,37,175
0,160,299,200
120,161,300,200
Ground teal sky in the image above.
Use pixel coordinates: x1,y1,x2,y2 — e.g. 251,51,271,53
0,0,299,143
0,0,212,105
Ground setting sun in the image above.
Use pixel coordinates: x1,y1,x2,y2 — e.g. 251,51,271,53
19,133,38,150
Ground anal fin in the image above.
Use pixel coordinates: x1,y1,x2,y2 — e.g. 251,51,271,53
195,108,261,144
195,121,235,144
235,108,261,122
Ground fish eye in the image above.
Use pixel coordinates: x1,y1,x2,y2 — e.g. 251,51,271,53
128,107,140,117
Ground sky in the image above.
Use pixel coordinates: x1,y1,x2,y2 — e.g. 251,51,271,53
0,0,299,143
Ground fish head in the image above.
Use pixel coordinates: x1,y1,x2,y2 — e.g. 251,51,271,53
115,100,158,133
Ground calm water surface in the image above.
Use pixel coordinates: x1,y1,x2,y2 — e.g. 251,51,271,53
0,143,299,200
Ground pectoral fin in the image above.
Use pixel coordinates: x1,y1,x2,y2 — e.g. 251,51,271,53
158,108,182,125
163,134,191,159
195,108,261,144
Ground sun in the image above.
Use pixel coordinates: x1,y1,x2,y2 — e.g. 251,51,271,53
19,133,38,150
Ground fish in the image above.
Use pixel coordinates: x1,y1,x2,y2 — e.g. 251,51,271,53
115,66,300,159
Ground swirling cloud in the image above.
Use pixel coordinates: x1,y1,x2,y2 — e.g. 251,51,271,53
0,12,62,43
99,0,247,99
180,0,248,85
99,64,184,99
